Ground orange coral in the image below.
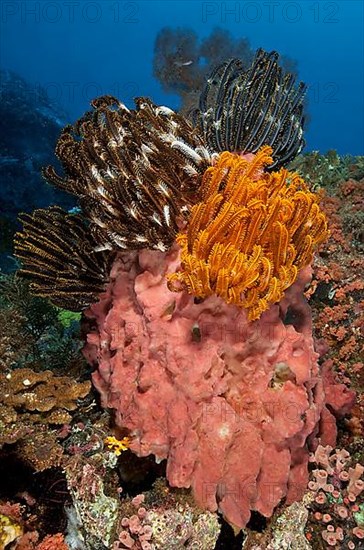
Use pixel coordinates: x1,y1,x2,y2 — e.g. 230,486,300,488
167,146,329,320
36,533,68,550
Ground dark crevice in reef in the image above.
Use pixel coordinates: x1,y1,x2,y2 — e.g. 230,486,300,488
214,511,267,548
246,511,267,532
282,305,306,332
0,451,71,536
214,518,246,549
0,452,34,498
117,452,167,497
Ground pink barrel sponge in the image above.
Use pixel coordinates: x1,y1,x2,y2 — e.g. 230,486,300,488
83,245,354,530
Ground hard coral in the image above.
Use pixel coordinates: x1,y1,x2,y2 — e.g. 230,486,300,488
0,368,90,416
306,445,364,549
167,147,328,320
0,367,90,449
113,483,220,550
84,245,349,530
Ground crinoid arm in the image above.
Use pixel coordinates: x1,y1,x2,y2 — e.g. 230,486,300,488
167,148,329,320
191,49,307,169
14,206,113,311
43,96,215,252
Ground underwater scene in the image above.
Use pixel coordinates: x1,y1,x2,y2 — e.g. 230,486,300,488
0,1,363,549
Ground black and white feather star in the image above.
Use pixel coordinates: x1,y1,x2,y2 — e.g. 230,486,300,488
14,206,113,311
191,48,307,169
44,96,216,252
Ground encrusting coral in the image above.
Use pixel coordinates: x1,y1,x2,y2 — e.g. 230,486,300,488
11,48,355,533
113,487,220,550
167,146,328,320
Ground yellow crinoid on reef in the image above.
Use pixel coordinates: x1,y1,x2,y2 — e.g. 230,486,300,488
167,146,329,320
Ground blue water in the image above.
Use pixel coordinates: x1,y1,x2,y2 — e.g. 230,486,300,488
1,0,363,155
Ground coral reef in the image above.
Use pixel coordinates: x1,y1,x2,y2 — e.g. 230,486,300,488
0,501,69,550
304,445,364,549
288,150,364,196
7,43,360,547
0,273,85,373
64,454,120,548
0,367,90,426
0,367,90,469
296,155,364,446
0,307,29,371
114,487,220,550
241,497,313,549
36,533,68,550
0,271,97,547
62,447,221,550
84,243,353,530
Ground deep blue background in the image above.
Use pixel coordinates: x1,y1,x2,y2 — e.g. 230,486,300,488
1,0,363,155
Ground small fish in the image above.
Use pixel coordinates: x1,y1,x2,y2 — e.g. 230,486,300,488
174,60,193,67
68,206,82,214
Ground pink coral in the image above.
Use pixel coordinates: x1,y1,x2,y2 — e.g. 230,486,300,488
306,445,364,549
335,505,348,519
84,246,354,530
348,464,364,497
309,444,334,474
353,526,364,539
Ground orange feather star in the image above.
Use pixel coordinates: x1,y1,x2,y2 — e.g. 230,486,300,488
167,146,329,320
